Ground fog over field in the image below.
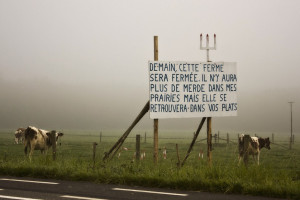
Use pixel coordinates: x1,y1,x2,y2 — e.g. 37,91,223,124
0,0,299,134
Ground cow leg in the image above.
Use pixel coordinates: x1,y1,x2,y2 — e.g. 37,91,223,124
24,141,29,155
252,154,256,163
238,154,242,165
29,143,35,162
257,152,260,165
24,146,27,155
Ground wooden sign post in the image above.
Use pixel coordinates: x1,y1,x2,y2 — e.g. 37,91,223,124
154,36,159,164
200,34,216,165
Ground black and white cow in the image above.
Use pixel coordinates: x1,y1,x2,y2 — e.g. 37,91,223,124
14,128,26,144
238,134,271,165
24,126,63,160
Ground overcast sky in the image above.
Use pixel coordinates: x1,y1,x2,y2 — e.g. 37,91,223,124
0,0,299,135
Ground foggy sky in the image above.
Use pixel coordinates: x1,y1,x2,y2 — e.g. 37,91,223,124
0,0,299,134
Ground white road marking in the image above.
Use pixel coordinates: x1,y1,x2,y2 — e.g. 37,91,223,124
61,195,107,200
112,187,188,196
0,195,42,200
0,178,59,185
0,188,3,190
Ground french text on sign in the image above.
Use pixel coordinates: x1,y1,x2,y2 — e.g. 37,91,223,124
149,61,237,119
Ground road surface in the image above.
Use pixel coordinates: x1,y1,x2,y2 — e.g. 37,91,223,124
0,176,284,200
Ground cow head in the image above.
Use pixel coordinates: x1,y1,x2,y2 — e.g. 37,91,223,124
56,132,63,144
46,131,64,145
258,137,271,150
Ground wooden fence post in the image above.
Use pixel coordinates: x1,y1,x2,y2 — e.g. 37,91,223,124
93,142,97,168
272,133,274,143
136,134,140,161
144,132,147,144
227,133,229,145
207,117,212,165
243,135,251,166
218,131,220,143
50,131,56,161
176,144,180,168
100,132,102,143
293,134,295,144
153,35,159,164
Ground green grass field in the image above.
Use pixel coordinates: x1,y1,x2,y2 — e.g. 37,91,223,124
0,130,299,199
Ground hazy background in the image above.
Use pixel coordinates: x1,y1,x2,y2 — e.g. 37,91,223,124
0,0,299,135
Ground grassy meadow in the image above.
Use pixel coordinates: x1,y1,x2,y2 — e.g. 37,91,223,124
0,130,299,199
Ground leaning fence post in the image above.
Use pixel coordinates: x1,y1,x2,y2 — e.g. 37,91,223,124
136,134,141,161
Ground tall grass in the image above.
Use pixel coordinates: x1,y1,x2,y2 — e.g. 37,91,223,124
0,130,299,199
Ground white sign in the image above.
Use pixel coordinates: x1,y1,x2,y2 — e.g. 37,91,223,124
149,61,237,119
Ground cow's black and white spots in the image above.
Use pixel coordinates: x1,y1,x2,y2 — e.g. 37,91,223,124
238,134,271,165
14,128,26,144
24,126,63,160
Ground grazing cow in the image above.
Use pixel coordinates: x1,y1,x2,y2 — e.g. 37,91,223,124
238,134,271,165
24,126,63,160
14,128,26,144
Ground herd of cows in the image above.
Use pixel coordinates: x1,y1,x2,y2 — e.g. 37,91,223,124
13,127,271,164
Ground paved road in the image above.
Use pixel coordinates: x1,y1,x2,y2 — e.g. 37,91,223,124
0,176,284,200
